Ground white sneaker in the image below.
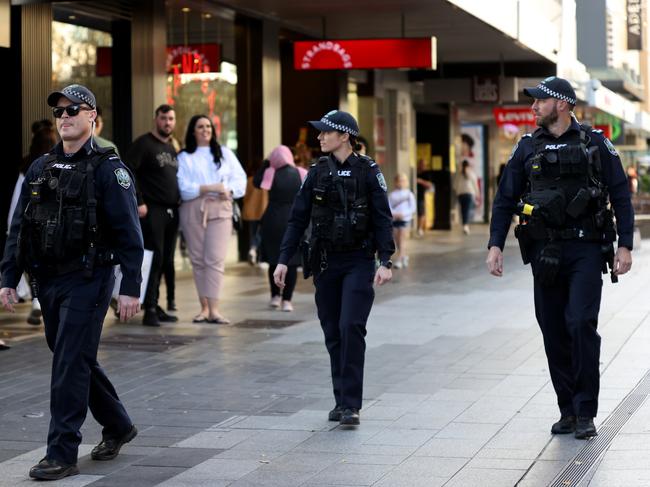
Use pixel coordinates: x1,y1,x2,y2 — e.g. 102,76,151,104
248,248,257,266
394,259,403,269
462,224,470,235
402,256,409,268
281,301,294,312
269,295,281,308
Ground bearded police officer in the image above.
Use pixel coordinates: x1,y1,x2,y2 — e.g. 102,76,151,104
0,84,143,480
274,110,394,426
486,77,634,439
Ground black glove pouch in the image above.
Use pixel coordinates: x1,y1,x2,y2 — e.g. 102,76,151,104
534,242,561,286
523,190,566,227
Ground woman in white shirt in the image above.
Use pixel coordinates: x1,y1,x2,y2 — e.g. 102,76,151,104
177,115,246,324
388,173,416,269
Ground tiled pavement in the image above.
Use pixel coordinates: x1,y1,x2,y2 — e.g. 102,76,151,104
1,227,650,486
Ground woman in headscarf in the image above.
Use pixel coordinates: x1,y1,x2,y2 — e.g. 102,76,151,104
254,145,307,311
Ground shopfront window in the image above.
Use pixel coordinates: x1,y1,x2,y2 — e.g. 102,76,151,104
52,21,113,140
166,2,237,151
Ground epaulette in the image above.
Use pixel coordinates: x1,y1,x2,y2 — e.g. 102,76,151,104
522,133,532,138
357,153,378,167
592,128,603,134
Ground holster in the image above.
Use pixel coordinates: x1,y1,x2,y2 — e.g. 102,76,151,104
514,225,531,265
602,242,618,284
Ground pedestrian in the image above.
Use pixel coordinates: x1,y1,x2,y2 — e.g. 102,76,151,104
0,84,143,480
242,158,268,266
177,115,246,324
486,76,634,439
388,173,416,269
124,104,180,326
93,106,119,155
7,122,58,326
274,110,394,426
254,145,307,312
454,158,480,235
416,159,434,236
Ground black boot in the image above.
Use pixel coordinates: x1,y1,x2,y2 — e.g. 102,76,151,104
328,405,343,421
156,305,178,323
340,408,360,426
29,458,79,480
91,425,138,461
551,415,576,434
167,299,177,312
142,308,161,327
574,417,597,439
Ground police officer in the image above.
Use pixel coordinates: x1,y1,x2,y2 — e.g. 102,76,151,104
274,110,395,426
0,84,143,480
486,77,634,439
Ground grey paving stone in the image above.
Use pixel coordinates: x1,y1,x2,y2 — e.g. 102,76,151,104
363,428,436,447
444,467,525,486
415,437,486,458
305,463,393,486
85,465,185,487
132,447,218,468
515,459,567,487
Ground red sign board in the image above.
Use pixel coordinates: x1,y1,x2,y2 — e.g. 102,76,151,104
294,38,436,70
493,107,536,127
594,124,612,139
166,44,220,74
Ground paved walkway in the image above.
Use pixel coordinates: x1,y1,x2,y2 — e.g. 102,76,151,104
1,226,650,486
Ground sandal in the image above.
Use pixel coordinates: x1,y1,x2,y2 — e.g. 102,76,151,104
207,316,231,325
192,315,209,323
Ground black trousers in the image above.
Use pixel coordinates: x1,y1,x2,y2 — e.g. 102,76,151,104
141,205,179,310
268,264,297,301
38,267,132,465
530,240,603,418
314,250,375,410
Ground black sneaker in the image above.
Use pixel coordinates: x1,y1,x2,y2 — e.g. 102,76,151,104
26,308,42,326
142,308,161,327
551,415,576,434
340,408,360,426
156,305,178,323
91,425,138,461
29,457,79,480
328,405,343,421
574,417,597,439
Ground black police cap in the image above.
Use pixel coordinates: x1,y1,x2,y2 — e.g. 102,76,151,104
47,84,97,109
523,76,576,105
309,110,359,137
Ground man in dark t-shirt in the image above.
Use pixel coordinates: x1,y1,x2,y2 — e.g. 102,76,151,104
124,105,180,327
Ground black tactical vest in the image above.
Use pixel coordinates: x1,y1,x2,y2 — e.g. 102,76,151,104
17,149,114,276
310,155,371,251
517,125,615,242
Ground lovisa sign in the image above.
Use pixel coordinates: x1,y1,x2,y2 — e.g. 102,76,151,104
294,38,436,70
493,107,536,127
166,44,220,74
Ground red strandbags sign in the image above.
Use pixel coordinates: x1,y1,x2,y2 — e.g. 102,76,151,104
294,38,436,70
493,107,536,126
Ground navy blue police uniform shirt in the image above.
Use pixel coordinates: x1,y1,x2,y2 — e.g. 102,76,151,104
1,138,144,297
489,118,634,251
277,152,395,265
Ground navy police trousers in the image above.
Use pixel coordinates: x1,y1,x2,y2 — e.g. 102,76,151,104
314,250,375,410
38,266,132,464
530,240,603,418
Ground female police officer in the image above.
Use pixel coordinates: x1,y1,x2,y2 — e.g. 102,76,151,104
274,110,394,426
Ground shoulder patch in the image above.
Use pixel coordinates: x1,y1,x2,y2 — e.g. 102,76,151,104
114,167,132,189
604,138,618,156
376,172,387,192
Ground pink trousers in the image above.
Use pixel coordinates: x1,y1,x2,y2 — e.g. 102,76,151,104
179,197,233,300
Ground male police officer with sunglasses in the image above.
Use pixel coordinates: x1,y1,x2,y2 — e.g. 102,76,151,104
486,77,634,440
1,84,143,480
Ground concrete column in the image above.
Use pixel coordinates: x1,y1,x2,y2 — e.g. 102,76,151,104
21,3,51,154
262,19,281,155
131,0,166,138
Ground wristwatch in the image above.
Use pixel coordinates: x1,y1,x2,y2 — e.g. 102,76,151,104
379,260,393,269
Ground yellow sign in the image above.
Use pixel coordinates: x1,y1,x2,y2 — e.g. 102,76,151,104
432,155,443,171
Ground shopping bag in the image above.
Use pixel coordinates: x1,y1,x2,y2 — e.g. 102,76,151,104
112,249,153,303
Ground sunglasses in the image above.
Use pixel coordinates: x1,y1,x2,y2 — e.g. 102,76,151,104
52,104,94,118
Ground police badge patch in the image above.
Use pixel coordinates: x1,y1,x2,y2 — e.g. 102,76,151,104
604,138,618,156
376,173,387,192
114,168,131,189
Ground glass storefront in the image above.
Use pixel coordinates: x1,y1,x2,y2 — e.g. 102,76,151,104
51,21,113,140
165,2,237,151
